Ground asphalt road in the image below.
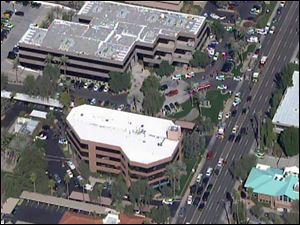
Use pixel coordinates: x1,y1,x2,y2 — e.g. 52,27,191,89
177,1,299,224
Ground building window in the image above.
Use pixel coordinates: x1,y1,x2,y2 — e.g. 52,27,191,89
280,195,283,201
283,195,288,202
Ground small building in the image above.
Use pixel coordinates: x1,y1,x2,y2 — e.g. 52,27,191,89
272,71,299,133
244,164,299,211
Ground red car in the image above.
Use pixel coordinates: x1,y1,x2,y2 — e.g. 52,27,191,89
165,89,178,97
206,150,214,160
196,83,211,92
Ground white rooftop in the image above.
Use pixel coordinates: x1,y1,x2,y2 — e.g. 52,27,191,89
272,71,299,128
29,110,48,119
66,105,180,164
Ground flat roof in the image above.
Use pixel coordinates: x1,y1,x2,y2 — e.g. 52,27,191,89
272,71,299,128
29,110,48,119
19,1,205,62
66,105,180,164
1,198,19,215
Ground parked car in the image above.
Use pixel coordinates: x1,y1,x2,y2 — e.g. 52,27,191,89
7,51,17,59
160,84,168,91
193,196,201,206
190,184,197,195
187,195,193,205
217,158,224,167
58,138,68,145
117,104,125,111
232,125,238,134
53,174,62,184
162,198,174,205
232,98,241,107
66,169,73,178
233,76,243,81
207,184,213,192
172,74,182,80
15,11,24,16
202,192,210,202
165,89,178,97
206,167,213,177
67,161,76,170
84,184,93,191
197,186,204,196
196,173,203,183
216,74,225,81
235,134,242,143
206,151,214,160
217,84,227,90
185,72,194,79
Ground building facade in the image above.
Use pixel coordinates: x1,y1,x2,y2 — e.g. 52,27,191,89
66,105,183,187
18,1,209,80
125,1,184,11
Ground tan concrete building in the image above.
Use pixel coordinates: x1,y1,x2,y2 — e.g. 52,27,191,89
18,1,209,80
125,1,184,11
66,105,184,187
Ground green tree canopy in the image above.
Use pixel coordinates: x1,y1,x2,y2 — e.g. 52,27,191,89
233,154,257,181
210,20,225,40
183,131,205,158
140,75,165,116
129,179,154,207
108,72,131,93
78,160,91,179
23,75,37,96
60,91,71,108
278,127,299,156
149,205,170,224
155,60,175,77
250,203,264,219
190,50,210,68
111,175,128,203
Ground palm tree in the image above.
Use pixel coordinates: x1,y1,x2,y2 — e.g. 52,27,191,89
12,56,20,83
30,172,37,192
175,161,187,191
59,55,69,77
64,174,70,199
48,179,56,196
45,54,54,66
166,162,178,198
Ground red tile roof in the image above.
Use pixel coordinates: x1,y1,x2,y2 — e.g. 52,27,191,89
119,213,146,224
59,212,102,224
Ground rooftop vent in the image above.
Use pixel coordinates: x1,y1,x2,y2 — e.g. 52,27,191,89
80,113,84,117
105,119,109,122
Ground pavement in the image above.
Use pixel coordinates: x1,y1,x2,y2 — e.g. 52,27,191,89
1,1,52,83
173,1,299,224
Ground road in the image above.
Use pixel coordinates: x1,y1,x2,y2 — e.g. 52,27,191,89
177,1,299,224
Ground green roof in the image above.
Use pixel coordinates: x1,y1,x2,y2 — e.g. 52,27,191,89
245,167,299,200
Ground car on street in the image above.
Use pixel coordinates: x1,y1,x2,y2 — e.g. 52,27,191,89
202,192,210,202
15,11,24,16
242,107,248,114
228,133,235,142
66,169,73,178
213,52,219,61
193,196,201,206
162,198,174,205
207,184,213,192
247,95,252,102
231,109,237,117
197,186,204,196
225,112,230,119
206,167,213,177
187,195,193,205
215,74,225,81
232,98,241,107
217,158,224,167
235,134,242,143
165,89,178,97
206,151,214,160
198,202,206,210
185,72,194,79
196,173,203,183
67,161,76,170
232,125,238,134
202,176,209,185
217,84,227,90
233,76,243,81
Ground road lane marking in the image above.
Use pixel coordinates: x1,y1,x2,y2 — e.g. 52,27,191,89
245,139,249,146
277,55,281,61
265,95,269,103
284,55,287,61
225,170,228,176
258,94,263,102
217,185,221,193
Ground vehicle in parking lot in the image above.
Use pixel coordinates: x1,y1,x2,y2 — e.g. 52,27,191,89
58,138,68,145
213,52,219,61
103,85,109,92
187,195,193,205
206,167,213,177
174,102,180,109
160,84,168,91
15,11,24,16
172,74,182,80
215,74,225,81
217,84,227,90
84,184,93,191
90,98,96,105
67,161,76,170
185,72,194,79
233,76,243,81
165,89,178,97
196,173,203,183
53,174,62,184
7,51,17,59
196,83,211,92
217,158,224,167
162,198,174,205
169,103,175,110
66,169,73,178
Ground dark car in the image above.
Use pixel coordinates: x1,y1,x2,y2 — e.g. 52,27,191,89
7,51,17,59
160,84,168,91
164,105,171,112
197,186,204,196
240,127,247,135
235,134,242,143
198,202,206,210
207,184,213,192
247,95,252,102
202,192,210,202
15,11,24,16
174,102,180,109
242,108,247,114
31,2,41,8
206,150,214,160
193,196,201,206
169,103,175,110
214,168,220,176
277,7,282,15
202,176,209,185
88,83,94,90
53,174,62,184
221,61,234,73
231,109,237,117
228,134,235,142
226,192,233,202
190,184,197,195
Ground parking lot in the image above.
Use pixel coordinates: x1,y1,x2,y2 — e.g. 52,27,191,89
1,1,51,81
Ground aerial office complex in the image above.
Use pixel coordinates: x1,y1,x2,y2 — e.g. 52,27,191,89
66,105,183,187
18,1,208,80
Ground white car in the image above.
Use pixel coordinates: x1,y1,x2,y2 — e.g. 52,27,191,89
172,74,182,80
217,158,224,167
66,169,73,178
117,104,125,111
256,28,267,35
217,84,227,90
93,84,99,91
206,167,213,177
187,195,193,205
232,125,238,134
185,72,194,79
233,76,243,81
162,198,174,205
232,98,241,107
196,173,203,183
218,111,223,121
210,13,220,20
225,112,230,119
84,184,93,191
235,92,241,98
58,138,68,145
83,82,89,89
213,52,219,61
269,26,275,34
67,161,76,170
280,1,285,7
216,75,225,81
103,86,109,92
247,36,258,43
90,98,96,105
35,134,47,141
77,175,83,182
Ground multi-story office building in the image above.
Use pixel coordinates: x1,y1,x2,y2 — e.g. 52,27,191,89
66,105,183,187
125,1,184,11
18,1,209,80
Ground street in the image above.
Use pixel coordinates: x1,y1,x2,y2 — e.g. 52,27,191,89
176,1,299,224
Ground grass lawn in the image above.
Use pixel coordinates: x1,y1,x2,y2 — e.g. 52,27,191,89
169,99,195,119
202,90,231,124
232,64,243,77
242,43,256,60
256,1,277,28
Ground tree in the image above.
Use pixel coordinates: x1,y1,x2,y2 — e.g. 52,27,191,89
111,175,127,204
45,54,54,66
60,91,71,108
233,154,257,182
12,56,20,83
108,72,131,93
190,50,210,68
166,161,187,198
48,179,56,196
183,131,204,159
23,75,37,96
278,127,299,156
210,20,225,40
250,203,263,219
140,75,165,116
149,205,170,224
246,187,253,200
79,160,91,179
64,174,70,198
30,172,37,193
59,55,69,77
160,185,172,198
75,96,86,106
1,73,8,90
155,60,175,77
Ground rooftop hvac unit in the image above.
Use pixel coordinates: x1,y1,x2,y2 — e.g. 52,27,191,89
160,13,165,19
